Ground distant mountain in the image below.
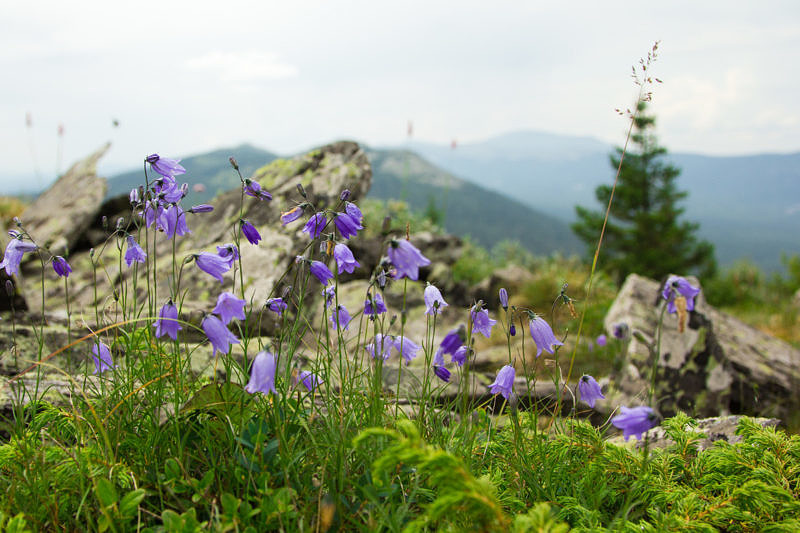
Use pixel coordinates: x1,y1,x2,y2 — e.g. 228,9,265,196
106,144,278,206
400,131,800,271
366,148,581,255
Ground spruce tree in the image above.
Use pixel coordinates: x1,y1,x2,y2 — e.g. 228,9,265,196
572,102,716,282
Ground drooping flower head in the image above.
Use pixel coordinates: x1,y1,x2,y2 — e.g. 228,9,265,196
345,201,363,225
364,292,387,316
216,243,239,266
596,334,607,347
489,365,515,400
392,335,421,364
333,243,360,274
612,322,630,340
578,375,605,408
309,260,334,286
322,285,336,308
329,304,351,331
611,406,658,441
334,212,361,240
451,345,469,366
153,300,182,340
281,205,305,226
303,213,327,239
189,204,214,214
146,154,186,178
212,292,247,325
240,220,261,245
366,334,392,360
194,252,232,283
424,283,448,315
164,204,190,239
528,314,564,357
387,239,431,281
434,365,451,383
245,350,277,394
124,236,147,267
297,370,322,392
243,179,272,201
662,275,701,313
91,341,116,374
471,305,497,338
439,326,466,355
202,314,240,356
266,297,288,316
0,238,37,276
52,256,72,278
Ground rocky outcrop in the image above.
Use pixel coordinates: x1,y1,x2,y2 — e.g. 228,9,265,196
605,273,800,421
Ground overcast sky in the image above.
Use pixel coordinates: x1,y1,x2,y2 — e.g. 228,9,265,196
2,1,799,191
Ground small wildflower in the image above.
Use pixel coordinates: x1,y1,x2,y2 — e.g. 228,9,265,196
52,256,72,278
334,212,361,240
322,285,336,307
91,342,116,374
240,220,261,245
439,327,465,355
366,334,392,360
345,202,363,225
509,323,516,336
243,179,272,201
451,345,468,366
129,188,139,204
202,314,240,356
228,156,239,170
489,365,515,400
329,304,351,330
498,288,508,309
298,370,322,392
0,238,37,276
153,300,182,340
578,375,605,408
189,204,214,213
310,261,334,286
124,236,147,267
434,365,451,382
303,213,327,239
596,334,607,347
612,322,630,340
662,275,700,313
164,204,190,239
392,335,421,364
424,284,448,315
611,406,658,441
364,292,387,316
266,297,288,316
528,315,564,357
245,350,277,395
340,189,351,201
333,243,360,274
194,252,232,283
281,205,304,226
471,306,497,338
212,292,247,325
216,243,239,266
146,154,185,178
387,239,431,281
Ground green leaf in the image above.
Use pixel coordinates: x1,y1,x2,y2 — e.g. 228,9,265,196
119,489,146,517
96,478,118,508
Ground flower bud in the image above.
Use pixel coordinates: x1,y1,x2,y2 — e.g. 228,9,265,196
296,183,307,198
340,189,351,201
116,217,125,230
228,156,239,170
5,280,14,297
102,216,108,231
499,288,508,309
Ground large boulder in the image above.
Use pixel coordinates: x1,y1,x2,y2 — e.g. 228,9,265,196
605,273,800,421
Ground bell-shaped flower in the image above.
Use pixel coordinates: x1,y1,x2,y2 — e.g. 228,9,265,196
243,179,272,201
124,236,147,267
194,252,232,283
303,213,327,239
364,292,387,316
201,314,240,356
309,261,334,286
91,341,116,374
387,239,430,281
611,406,658,441
52,256,72,278
266,297,288,316
424,283,448,315
471,306,497,338
245,350,277,394
578,375,605,408
153,300,182,340
392,335,420,364
366,334,392,360
329,304,351,331
241,220,261,245
661,275,701,313
528,315,564,357
334,212,361,240
146,154,186,178
333,243,360,274
489,365,515,400
212,292,247,325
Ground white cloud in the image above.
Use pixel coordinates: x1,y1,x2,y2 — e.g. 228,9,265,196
184,51,298,83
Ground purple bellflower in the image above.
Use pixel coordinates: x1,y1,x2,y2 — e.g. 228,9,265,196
125,236,147,267
241,220,261,245
611,406,658,441
322,285,336,308
510,324,516,336
333,243,360,274
281,205,304,226
216,243,239,266
52,256,72,278
364,292,387,316
297,370,322,392
189,204,214,214
345,202,363,225
662,275,701,313
387,239,431,281
213,292,247,325
164,204,190,239
499,288,509,309
392,336,421,364
489,365,515,400
329,304,351,330
596,334,607,347
303,213,327,239
309,261,334,285
146,154,185,178
424,283,448,315
0,238,37,276
366,334,392,360
439,327,465,355
91,341,116,374
153,300,182,340
578,375,605,408
434,365,451,383
452,346,468,366
266,297,288,316
243,179,272,201
334,212,361,240
528,315,564,357
202,314,240,356
129,187,140,204
433,349,446,367
245,350,277,394
613,322,630,340
195,252,232,283
471,306,497,338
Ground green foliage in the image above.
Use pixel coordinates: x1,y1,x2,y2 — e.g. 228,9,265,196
573,102,716,282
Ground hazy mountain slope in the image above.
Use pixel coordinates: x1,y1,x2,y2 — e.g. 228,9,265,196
366,148,582,255
106,144,278,206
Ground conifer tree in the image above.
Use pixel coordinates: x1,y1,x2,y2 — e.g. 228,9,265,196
572,102,716,282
